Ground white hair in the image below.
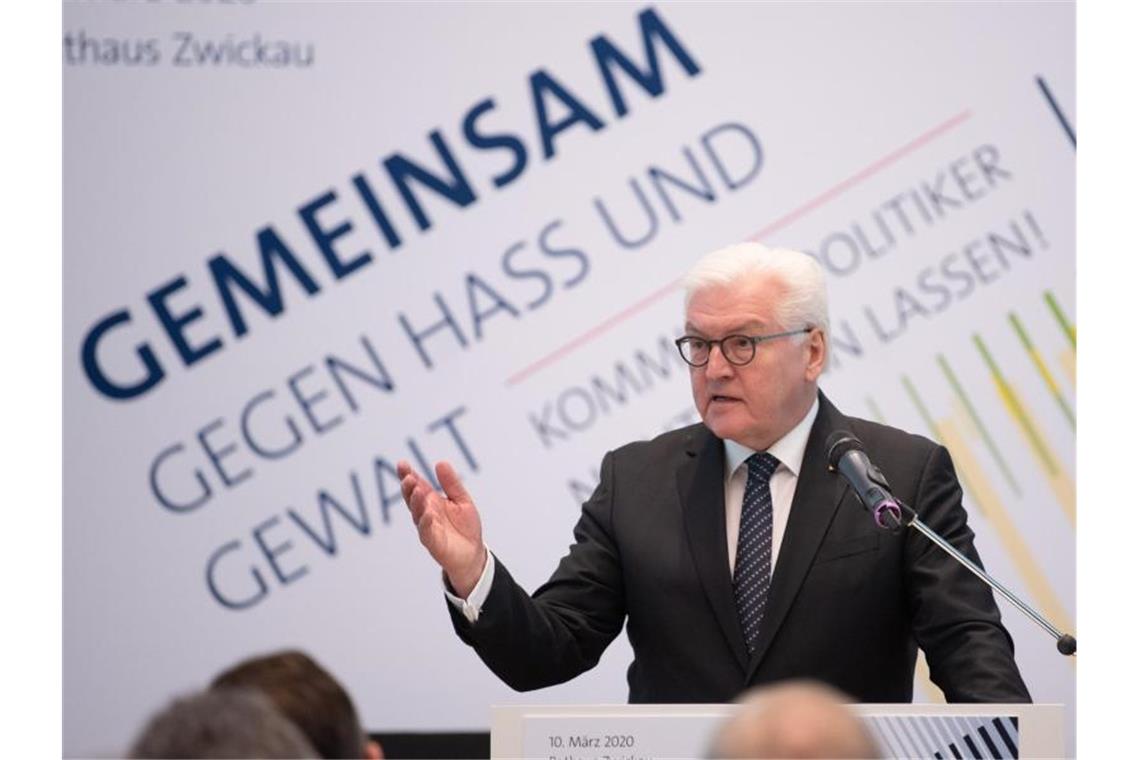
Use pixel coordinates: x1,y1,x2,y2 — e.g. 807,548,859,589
681,242,830,341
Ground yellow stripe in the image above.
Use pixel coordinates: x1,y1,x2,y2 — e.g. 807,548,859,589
947,407,986,516
1028,346,1066,400
937,420,1074,638
990,377,1076,524
1058,348,1076,388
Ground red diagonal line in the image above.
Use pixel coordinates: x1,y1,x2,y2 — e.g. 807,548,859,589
504,108,973,388
504,277,682,387
747,109,973,241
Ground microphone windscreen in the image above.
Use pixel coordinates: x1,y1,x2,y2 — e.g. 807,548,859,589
825,431,864,468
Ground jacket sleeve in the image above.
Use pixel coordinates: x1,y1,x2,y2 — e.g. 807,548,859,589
445,450,627,691
904,443,1032,702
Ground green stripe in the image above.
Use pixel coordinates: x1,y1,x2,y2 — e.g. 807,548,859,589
937,353,1022,496
900,374,982,508
1009,312,1076,427
901,375,938,434
972,334,1058,476
1044,291,1076,348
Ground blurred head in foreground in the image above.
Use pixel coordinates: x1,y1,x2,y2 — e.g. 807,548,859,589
211,649,382,759
709,680,879,759
130,688,318,759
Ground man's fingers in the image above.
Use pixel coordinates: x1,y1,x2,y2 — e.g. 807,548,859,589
400,473,418,504
415,509,440,548
400,460,469,508
402,461,474,552
399,461,434,506
406,480,437,523
436,461,473,505
408,497,427,525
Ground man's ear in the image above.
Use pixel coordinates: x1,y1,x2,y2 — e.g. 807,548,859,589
365,739,383,759
804,328,827,381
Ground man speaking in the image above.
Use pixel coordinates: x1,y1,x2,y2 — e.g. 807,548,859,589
398,242,1030,703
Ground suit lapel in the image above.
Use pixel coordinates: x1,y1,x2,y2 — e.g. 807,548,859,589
746,393,852,677
678,425,750,672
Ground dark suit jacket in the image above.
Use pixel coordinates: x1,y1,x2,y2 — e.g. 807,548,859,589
448,392,1030,703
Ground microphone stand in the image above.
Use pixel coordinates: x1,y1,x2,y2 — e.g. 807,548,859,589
880,500,1076,656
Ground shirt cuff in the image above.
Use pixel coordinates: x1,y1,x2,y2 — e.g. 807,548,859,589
443,548,495,623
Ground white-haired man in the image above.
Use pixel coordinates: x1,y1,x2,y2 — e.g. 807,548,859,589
399,242,1029,703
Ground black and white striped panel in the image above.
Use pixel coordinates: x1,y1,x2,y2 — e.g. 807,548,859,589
865,715,1019,759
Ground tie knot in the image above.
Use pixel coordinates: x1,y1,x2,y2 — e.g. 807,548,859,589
747,452,780,479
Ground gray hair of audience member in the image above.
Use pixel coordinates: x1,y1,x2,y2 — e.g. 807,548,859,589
708,680,880,759
129,688,319,759
681,242,831,344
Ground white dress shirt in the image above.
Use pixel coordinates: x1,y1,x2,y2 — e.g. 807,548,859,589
723,397,819,576
446,397,820,622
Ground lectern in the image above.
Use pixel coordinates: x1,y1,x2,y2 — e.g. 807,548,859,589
492,703,1063,759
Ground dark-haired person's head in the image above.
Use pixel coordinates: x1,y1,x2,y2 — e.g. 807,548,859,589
211,649,381,760
130,688,318,759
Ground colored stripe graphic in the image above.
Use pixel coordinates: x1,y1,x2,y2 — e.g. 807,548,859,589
1009,313,1075,428
973,335,1075,524
902,375,983,511
1058,348,1076,388
900,377,1073,642
1044,291,1076,348
936,356,1021,498
1044,290,1077,388
934,421,1073,638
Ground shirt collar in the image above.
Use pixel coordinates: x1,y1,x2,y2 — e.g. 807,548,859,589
723,395,820,479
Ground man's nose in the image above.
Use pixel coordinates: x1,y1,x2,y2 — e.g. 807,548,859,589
703,343,735,378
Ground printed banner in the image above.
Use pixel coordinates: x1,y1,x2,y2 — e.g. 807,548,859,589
63,2,1075,755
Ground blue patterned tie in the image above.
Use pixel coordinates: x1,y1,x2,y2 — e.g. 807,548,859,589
734,452,780,655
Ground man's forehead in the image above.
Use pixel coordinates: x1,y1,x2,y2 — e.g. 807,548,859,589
683,315,770,334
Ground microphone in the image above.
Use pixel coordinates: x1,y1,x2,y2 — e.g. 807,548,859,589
825,431,906,530
824,429,1077,656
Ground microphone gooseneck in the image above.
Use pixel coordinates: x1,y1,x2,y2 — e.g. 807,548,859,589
825,429,1076,657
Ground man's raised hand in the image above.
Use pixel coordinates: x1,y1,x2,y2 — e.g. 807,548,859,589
398,460,487,598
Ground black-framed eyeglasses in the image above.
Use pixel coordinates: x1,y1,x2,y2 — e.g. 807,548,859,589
674,328,813,367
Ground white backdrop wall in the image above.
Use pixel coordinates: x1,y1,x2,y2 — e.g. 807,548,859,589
63,2,1075,756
